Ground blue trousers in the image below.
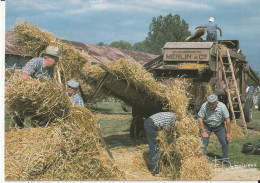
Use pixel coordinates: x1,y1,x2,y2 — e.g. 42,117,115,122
202,124,229,162
144,118,159,174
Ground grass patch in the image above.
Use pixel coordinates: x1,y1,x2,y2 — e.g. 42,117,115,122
207,111,260,169
207,132,260,169
96,113,132,136
251,109,260,125
91,102,126,113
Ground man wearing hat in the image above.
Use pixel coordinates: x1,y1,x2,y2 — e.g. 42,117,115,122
198,94,231,164
21,46,60,81
195,17,222,42
13,46,60,128
66,80,84,106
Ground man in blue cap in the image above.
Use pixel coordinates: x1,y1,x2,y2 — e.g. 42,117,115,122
195,17,222,42
198,94,231,165
66,80,84,106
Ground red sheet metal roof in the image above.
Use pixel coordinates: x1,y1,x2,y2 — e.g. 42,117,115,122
5,31,158,65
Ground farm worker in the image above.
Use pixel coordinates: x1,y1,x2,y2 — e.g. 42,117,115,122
13,46,60,129
247,85,254,94
253,88,258,106
21,46,60,81
195,17,222,42
66,80,84,106
198,94,231,165
144,112,177,175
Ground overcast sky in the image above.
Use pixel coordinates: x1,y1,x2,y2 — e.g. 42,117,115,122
4,0,260,72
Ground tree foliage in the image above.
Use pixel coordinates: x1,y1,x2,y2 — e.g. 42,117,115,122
100,14,191,55
109,40,132,50
144,14,191,54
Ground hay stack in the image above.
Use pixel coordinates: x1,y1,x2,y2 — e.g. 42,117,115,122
5,76,71,127
6,21,125,180
82,58,167,116
13,21,89,96
5,100,125,180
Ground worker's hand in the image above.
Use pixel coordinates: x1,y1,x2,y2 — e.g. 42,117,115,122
202,131,209,138
164,125,171,132
226,133,231,141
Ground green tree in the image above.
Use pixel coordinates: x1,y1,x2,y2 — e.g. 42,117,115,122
132,40,149,53
144,13,191,54
97,42,107,46
109,40,132,50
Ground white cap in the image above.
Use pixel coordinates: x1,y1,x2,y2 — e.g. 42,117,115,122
207,94,218,103
209,17,214,22
68,80,80,89
45,46,60,58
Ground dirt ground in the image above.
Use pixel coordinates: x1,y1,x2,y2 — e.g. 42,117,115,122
110,145,260,181
105,130,260,181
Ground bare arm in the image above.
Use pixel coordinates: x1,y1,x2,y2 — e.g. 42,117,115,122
198,117,208,138
21,72,31,80
217,27,223,37
225,117,231,140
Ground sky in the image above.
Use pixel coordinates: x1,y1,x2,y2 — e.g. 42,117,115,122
4,0,260,72
0,1,259,181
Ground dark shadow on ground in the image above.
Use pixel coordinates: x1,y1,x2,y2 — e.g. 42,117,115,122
207,152,222,160
104,133,147,148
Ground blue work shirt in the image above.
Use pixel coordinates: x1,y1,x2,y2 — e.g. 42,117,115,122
22,57,54,81
203,23,220,41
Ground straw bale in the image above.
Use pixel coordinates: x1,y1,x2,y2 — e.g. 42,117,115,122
179,156,212,180
185,28,205,42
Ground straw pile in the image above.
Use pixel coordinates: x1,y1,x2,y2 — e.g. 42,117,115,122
5,21,125,180
81,58,167,117
5,76,71,127
13,21,90,98
185,28,205,42
5,105,125,180
176,63,207,74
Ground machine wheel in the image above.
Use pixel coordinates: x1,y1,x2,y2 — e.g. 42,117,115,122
244,94,253,122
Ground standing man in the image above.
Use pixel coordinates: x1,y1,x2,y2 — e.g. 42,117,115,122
195,17,222,42
198,94,231,164
13,46,60,128
144,112,177,175
66,80,84,106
